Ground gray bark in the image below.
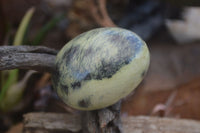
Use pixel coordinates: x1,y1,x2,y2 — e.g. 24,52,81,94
0,46,58,73
23,112,200,133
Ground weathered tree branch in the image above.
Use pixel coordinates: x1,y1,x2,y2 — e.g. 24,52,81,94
0,46,58,73
23,112,200,133
23,113,82,133
82,101,122,133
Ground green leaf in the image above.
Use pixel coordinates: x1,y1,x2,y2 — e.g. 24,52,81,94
0,69,19,103
0,71,36,112
13,7,35,46
32,14,64,45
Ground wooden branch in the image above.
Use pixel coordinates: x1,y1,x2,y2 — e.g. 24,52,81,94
23,112,200,133
98,0,116,27
123,116,200,133
0,46,58,73
82,101,122,133
23,113,81,133
89,0,116,27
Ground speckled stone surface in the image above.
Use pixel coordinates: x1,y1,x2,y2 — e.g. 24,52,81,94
52,27,150,110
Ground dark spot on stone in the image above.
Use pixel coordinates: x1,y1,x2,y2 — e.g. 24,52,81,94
125,60,130,64
84,74,91,80
107,75,112,78
127,36,143,56
63,45,80,66
126,36,137,44
60,84,69,95
71,81,81,89
109,34,121,44
95,74,102,80
78,98,91,108
95,60,124,80
52,66,60,90
141,70,146,78
86,60,127,80
97,61,114,79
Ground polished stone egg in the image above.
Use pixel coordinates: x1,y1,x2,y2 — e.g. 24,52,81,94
52,27,150,110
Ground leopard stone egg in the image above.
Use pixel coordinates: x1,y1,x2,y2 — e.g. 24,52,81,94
52,27,150,110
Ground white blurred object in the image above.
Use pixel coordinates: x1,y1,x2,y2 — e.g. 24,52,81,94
166,7,200,44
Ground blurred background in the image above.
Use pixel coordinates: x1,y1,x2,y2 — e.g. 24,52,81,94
0,0,200,132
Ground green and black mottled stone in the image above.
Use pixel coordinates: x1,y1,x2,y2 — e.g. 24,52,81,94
52,27,150,110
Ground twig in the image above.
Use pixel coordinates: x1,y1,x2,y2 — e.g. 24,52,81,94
23,112,200,133
98,0,116,27
82,101,122,133
151,91,177,117
0,46,58,73
89,0,116,27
